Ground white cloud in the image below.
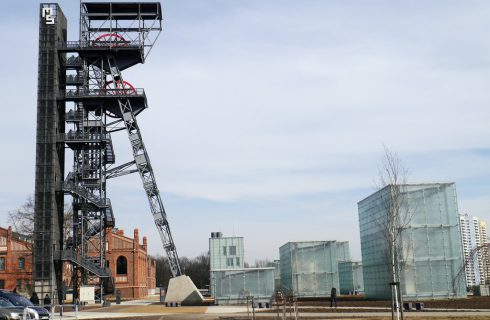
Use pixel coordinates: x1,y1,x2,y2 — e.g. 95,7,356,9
1,1,490,261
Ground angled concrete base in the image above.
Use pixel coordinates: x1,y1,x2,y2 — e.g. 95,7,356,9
164,275,204,306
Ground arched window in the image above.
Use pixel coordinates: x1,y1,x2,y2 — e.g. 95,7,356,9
18,258,25,270
116,256,127,275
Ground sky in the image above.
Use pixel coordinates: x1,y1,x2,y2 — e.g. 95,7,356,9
0,1,490,264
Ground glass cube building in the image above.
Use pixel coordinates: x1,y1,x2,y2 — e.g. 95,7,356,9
358,183,466,299
211,268,275,304
337,241,351,261
267,260,281,290
209,233,274,304
279,241,342,297
339,261,364,294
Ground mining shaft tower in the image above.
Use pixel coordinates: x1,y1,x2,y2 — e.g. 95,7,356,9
35,2,183,302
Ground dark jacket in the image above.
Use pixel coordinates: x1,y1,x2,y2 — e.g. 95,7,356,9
30,292,40,305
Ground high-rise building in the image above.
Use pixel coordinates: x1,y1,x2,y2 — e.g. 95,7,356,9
358,183,466,299
459,214,490,286
480,221,490,285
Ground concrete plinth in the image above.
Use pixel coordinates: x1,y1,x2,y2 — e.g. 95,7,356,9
164,275,204,306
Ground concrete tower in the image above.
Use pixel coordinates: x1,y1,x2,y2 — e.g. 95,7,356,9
34,3,67,302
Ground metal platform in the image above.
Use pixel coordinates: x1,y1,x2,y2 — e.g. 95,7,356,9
63,88,147,118
62,131,111,149
66,74,84,86
66,55,83,70
60,41,144,71
82,2,162,21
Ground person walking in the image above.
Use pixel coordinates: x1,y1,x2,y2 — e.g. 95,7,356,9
330,287,337,308
43,294,51,311
30,292,40,305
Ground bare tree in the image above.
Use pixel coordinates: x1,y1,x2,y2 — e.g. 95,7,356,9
253,259,273,268
155,253,210,289
376,145,413,320
7,195,73,243
7,195,35,237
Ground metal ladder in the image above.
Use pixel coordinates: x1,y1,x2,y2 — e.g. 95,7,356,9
106,55,182,277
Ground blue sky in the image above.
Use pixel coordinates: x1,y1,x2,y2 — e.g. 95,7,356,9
0,1,490,263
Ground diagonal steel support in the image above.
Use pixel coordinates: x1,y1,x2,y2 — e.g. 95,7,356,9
106,161,138,179
105,56,182,277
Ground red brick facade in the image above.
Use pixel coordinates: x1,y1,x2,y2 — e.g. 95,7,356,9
0,226,156,300
0,227,32,291
102,228,156,299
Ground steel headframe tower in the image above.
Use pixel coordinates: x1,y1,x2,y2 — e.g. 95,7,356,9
35,1,182,302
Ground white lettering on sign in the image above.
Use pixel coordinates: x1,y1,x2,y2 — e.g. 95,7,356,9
42,7,55,25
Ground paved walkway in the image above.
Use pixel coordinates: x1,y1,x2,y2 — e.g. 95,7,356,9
50,311,490,320
47,299,490,320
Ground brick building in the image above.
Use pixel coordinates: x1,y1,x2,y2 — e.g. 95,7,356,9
95,228,156,299
0,226,32,290
1,226,156,299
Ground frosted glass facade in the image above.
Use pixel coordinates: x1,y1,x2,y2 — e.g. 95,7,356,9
339,261,364,294
209,235,244,270
267,260,281,290
211,268,275,304
337,241,350,261
280,241,340,297
358,183,466,300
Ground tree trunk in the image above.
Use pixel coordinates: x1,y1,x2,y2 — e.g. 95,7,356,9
391,236,400,320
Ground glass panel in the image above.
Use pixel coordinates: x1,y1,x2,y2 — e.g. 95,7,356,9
358,183,466,299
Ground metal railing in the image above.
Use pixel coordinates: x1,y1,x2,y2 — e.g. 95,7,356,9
63,131,111,142
66,74,84,83
65,110,84,122
61,250,110,277
63,88,145,97
66,56,82,66
63,174,109,208
50,304,79,320
20,305,79,320
63,40,143,49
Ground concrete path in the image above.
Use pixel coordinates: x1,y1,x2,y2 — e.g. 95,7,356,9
48,301,490,320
